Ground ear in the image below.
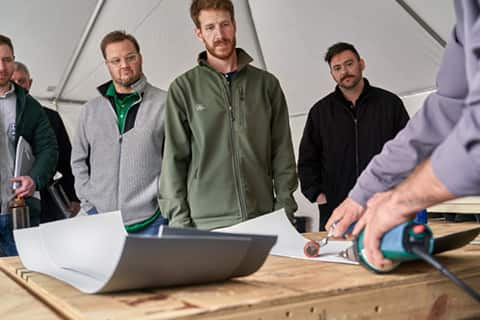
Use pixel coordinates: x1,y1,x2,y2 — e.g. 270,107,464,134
28,78,33,90
195,27,204,43
138,53,143,65
360,58,365,71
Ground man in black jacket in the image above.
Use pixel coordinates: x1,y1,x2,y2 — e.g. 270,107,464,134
11,61,80,222
298,42,409,230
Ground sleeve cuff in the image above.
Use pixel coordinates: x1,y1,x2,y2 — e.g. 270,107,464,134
348,186,370,208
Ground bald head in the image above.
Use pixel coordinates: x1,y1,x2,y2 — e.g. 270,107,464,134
11,61,32,91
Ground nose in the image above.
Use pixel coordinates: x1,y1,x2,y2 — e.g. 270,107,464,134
213,25,225,40
119,58,129,68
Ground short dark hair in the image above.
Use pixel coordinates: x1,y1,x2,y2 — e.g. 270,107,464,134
190,0,235,28
100,30,140,59
0,34,14,55
324,42,360,65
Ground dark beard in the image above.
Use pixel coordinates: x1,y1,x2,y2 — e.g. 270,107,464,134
116,73,141,89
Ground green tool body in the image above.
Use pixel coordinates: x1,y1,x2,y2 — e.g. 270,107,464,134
347,221,434,273
340,221,480,302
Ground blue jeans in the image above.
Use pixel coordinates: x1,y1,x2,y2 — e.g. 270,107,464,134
87,207,167,236
86,207,98,215
0,213,39,257
129,214,168,236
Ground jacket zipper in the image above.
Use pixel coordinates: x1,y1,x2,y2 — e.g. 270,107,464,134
354,118,359,177
223,78,247,221
346,104,360,177
111,94,143,209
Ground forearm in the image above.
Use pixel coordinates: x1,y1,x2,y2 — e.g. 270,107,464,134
390,159,455,216
158,82,192,226
70,112,92,205
270,79,298,215
30,109,58,190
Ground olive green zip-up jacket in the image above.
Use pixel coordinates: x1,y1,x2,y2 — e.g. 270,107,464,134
159,49,298,230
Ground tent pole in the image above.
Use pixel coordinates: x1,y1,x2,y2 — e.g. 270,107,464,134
395,0,446,48
53,0,106,104
246,0,267,70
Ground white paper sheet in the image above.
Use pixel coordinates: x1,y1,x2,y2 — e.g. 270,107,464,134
216,209,358,264
14,211,275,293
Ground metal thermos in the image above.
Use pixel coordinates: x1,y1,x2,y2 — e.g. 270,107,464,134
9,196,30,229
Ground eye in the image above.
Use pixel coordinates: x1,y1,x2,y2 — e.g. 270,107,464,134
1,57,13,64
125,54,137,63
109,58,120,65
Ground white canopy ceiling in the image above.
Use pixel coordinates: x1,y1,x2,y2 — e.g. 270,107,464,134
3,0,455,115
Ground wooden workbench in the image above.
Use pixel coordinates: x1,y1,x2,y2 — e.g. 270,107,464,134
429,196,480,214
0,222,479,320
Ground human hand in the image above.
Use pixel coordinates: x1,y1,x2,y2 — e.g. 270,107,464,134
69,201,81,217
11,176,36,198
326,197,364,237
316,193,327,204
352,191,413,270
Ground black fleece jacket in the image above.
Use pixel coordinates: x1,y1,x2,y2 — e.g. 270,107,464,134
298,79,409,227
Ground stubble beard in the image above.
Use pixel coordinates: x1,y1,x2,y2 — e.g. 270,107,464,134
206,37,236,60
0,72,12,89
115,69,142,89
339,75,361,90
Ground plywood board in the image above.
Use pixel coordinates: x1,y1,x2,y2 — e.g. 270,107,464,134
0,222,478,319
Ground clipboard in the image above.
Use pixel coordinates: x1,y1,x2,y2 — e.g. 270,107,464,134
13,136,35,189
13,136,40,200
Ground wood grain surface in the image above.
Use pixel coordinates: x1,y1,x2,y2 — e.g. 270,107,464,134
0,221,478,319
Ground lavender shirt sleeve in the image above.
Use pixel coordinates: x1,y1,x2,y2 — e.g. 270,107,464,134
431,1,480,196
349,20,468,206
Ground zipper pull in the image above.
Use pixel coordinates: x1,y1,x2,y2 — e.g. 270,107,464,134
229,105,235,121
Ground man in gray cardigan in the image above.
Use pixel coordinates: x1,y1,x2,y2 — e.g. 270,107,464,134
327,0,480,269
71,30,167,235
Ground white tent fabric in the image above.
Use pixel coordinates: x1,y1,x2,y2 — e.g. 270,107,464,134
3,0,456,230
5,0,455,105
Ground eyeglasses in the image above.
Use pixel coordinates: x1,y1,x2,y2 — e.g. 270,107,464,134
106,53,139,67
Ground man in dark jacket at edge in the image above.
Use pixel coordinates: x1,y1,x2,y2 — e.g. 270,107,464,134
298,42,409,230
0,34,58,256
11,61,80,222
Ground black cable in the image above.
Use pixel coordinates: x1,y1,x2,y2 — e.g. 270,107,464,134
410,245,480,302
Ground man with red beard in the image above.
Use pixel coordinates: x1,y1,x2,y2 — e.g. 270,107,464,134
298,42,409,230
158,0,298,229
